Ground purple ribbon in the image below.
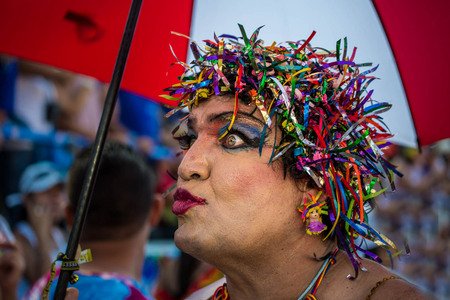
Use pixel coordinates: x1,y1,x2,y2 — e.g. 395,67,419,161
319,61,355,71
169,79,213,95
205,55,237,61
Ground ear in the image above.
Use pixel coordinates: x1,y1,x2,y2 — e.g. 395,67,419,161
65,206,75,230
148,193,164,227
305,187,328,203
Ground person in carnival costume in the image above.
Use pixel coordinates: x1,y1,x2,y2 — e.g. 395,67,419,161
164,25,432,299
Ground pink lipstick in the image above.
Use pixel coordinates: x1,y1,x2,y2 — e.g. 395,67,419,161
172,188,207,215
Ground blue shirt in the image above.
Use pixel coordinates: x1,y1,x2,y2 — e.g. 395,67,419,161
25,268,155,300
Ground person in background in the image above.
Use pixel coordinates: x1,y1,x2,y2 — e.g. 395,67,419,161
54,73,126,143
0,214,25,300
1,213,80,300
25,141,163,300
13,60,59,136
12,161,67,290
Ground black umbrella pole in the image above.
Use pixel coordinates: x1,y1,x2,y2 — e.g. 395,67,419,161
53,0,143,299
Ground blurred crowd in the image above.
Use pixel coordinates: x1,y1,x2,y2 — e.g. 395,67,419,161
0,55,448,299
371,142,450,299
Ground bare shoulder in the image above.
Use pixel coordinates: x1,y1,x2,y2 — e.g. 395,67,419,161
185,277,226,300
359,257,433,299
367,277,435,300
324,254,433,300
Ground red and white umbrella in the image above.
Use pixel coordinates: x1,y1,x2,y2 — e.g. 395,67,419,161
0,0,450,146
1,0,449,148
0,0,193,107
188,0,450,148
1,0,448,297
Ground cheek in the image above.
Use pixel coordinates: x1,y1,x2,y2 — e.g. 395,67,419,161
33,195,48,205
215,161,292,213
216,162,268,196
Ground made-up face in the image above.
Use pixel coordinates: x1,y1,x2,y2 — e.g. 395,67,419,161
172,95,309,264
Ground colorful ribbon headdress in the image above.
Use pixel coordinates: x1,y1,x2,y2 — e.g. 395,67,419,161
164,25,402,277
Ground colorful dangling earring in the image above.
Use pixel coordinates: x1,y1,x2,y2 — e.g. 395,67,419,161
298,192,327,235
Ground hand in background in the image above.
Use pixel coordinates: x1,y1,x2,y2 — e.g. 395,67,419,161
65,287,79,300
18,197,55,283
0,242,25,300
24,200,53,238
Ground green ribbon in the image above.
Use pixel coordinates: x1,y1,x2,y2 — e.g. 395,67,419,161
363,186,389,200
332,129,370,152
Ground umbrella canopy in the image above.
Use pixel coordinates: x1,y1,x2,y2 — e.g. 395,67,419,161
372,0,450,147
187,0,450,148
0,0,193,106
1,0,449,147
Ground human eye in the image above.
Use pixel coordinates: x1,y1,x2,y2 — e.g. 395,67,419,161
220,126,263,150
172,121,197,150
222,132,246,149
177,133,197,150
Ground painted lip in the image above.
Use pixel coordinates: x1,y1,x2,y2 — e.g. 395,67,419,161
172,188,207,215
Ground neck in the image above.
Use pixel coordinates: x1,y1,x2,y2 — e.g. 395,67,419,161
216,234,336,300
78,228,149,281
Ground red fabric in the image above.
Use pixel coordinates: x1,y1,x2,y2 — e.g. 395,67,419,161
3,1,449,146
0,0,193,106
373,0,450,146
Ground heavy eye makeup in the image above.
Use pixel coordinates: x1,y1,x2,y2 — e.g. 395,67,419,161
172,120,197,150
220,122,268,150
171,112,271,151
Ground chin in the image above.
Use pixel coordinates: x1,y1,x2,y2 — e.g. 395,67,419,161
174,223,194,251
173,224,209,260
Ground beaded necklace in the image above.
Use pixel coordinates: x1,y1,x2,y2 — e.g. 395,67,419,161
211,249,338,300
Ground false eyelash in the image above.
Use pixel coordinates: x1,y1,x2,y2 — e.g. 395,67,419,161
177,134,196,150
172,119,189,139
220,126,268,150
172,119,197,150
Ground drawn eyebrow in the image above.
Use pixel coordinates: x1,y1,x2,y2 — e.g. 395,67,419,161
186,110,271,135
209,111,266,127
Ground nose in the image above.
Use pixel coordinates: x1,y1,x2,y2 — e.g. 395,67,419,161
177,137,211,181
